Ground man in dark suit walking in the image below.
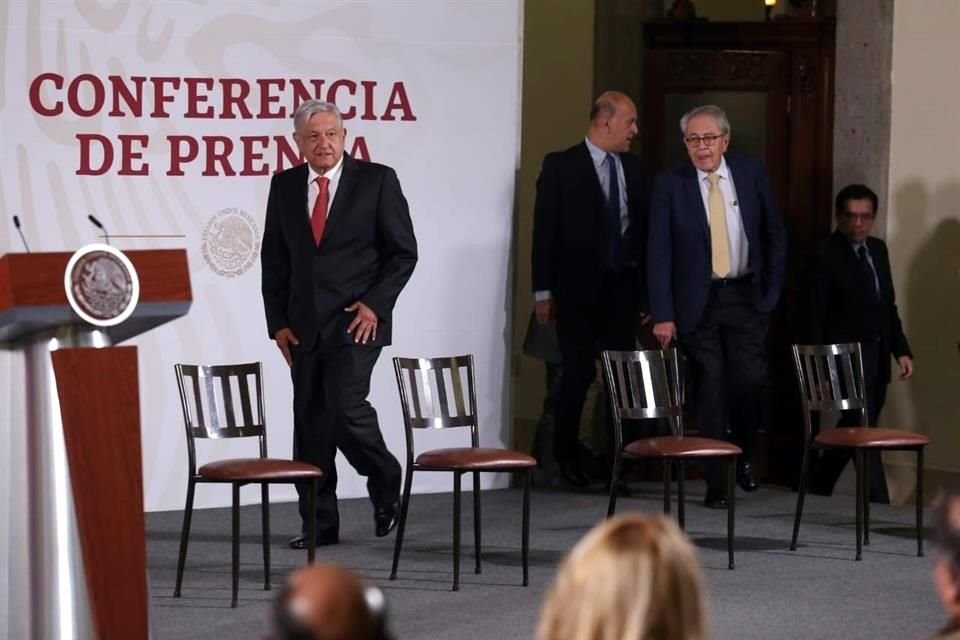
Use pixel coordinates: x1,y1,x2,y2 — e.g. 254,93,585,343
261,100,417,547
531,91,650,488
648,104,787,508
801,184,914,503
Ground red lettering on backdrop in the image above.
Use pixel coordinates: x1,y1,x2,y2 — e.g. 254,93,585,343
117,135,150,176
29,72,64,116
220,79,253,119
68,74,105,117
184,78,215,118
257,79,286,118
151,77,181,117
30,73,418,175
380,82,416,121
109,75,145,117
167,135,199,175
76,134,114,175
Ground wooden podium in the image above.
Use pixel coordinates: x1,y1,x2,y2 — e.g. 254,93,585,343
0,250,191,639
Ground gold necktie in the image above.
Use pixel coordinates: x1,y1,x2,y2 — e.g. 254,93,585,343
707,172,731,277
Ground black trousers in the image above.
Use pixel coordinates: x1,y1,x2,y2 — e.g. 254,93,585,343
290,343,402,537
810,340,890,503
679,280,769,493
553,268,639,465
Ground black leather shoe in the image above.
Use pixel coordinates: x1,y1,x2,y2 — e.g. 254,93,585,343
374,501,400,538
736,461,760,493
288,532,339,549
559,459,590,488
703,489,728,510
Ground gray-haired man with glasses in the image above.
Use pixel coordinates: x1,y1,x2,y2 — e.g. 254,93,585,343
647,104,787,508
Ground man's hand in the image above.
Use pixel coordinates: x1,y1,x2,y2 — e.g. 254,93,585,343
535,299,555,327
897,355,914,380
652,321,677,349
345,301,378,344
274,328,299,367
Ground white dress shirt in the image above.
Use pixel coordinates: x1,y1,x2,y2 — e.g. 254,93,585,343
696,156,749,278
306,153,345,220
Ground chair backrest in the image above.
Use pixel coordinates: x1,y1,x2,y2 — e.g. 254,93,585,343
790,343,868,440
601,348,684,452
392,355,478,459
174,362,267,473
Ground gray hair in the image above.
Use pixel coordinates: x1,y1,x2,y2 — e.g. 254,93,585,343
679,105,731,136
293,100,343,131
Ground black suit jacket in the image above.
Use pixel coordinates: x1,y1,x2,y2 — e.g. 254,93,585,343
260,155,417,352
647,155,788,334
801,230,911,384
531,142,650,309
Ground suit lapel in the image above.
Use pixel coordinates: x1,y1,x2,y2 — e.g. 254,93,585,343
726,156,755,242
290,164,315,249
575,142,607,219
682,164,709,241
318,154,358,248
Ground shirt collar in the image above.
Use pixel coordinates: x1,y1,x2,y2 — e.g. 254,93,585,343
585,136,616,168
307,153,345,184
696,155,729,183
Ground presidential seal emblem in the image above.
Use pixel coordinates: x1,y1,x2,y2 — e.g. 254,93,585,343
64,244,140,327
202,208,260,278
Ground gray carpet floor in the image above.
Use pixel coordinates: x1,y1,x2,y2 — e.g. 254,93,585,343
148,482,943,640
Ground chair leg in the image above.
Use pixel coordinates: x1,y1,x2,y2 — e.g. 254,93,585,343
917,448,925,557
522,469,531,587
473,471,482,575
678,461,686,531
261,483,271,590
453,472,462,591
863,454,870,546
306,479,317,564
854,449,863,561
662,460,672,516
231,483,240,608
173,479,196,597
791,447,811,551
390,466,414,580
727,459,735,570
607,453,623,518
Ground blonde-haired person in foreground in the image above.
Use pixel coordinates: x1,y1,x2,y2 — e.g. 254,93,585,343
537,514,708,640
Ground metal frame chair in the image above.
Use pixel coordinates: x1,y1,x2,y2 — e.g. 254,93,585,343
601,348,740,569
390,355,536,590
790,343,929,560
173,362,323,607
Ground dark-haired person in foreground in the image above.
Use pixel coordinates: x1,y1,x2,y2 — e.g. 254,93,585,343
930,490,960,640
271,563,393,640
800,184,913,504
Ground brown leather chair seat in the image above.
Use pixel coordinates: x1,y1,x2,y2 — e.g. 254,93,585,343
199,458,324,481
624,436,742,459
815,427,930,449
415,447,537,470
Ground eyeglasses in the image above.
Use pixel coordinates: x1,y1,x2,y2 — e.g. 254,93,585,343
683,134,725,148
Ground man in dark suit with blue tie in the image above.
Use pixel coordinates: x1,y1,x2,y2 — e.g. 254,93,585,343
261,100,417,547
801,184,914,503
531,91,650,488
647,104,787,508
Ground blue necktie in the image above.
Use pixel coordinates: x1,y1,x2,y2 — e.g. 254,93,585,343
605,153,623,270
857,246,880,303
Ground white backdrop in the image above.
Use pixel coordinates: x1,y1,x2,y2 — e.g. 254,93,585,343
0,1,523,520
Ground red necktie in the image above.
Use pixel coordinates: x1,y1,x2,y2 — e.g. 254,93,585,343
311,176,330,245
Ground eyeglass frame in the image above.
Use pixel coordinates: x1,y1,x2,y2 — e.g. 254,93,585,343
682,133,728,148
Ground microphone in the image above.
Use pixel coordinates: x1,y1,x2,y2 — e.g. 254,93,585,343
12,215,31,253
87,214,111,245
